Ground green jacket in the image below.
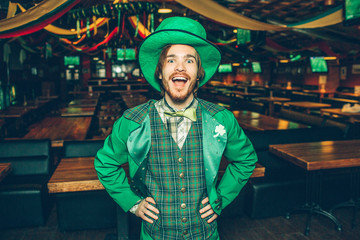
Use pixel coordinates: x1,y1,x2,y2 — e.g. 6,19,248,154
94,99,257,216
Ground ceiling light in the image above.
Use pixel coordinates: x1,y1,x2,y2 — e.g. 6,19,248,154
232,63,241,66
280,60,289,63
158,3,172,14
323,56,337,60
324,0,335,6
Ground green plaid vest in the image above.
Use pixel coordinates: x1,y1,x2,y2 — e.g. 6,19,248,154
143,101,217,239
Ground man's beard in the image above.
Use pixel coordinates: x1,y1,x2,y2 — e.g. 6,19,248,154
162,76,196,103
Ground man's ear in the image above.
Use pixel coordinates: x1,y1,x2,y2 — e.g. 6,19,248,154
159,73,162,80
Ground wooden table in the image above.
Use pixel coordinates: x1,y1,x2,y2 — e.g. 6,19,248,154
335,92,360,99
68,99,98,107
256,97,291,116
269,140,360,235
0,163,11,182
38,95,59,100
60,106,96,117
21,116,92,147
230,91,262,100
88,79,108,86
236,114,310,131
70,91,101,99
303,89,336,98
48,157,108,193
321,108,360,123
271,86,302,91
284,101,331,114
232,110,262,121
0,107,28,118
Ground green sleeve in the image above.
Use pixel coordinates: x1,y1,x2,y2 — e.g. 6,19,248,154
216,110,258,209
94,116,142,212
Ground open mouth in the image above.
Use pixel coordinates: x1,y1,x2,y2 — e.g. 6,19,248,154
171,76,189,88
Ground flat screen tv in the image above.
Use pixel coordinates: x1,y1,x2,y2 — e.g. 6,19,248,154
252,62,262,73
117,48,136,61
344,0,360,26
218,64,232,73
64,56,80,66
310,57,328,73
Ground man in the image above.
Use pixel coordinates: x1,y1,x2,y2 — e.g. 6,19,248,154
95,17,257,240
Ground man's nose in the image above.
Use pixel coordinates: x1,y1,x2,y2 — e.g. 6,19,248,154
175,62,185,72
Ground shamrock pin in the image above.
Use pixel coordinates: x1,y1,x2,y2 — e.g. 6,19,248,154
214,124,226,138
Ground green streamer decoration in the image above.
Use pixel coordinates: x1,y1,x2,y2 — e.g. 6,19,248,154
135,15,139,37
107,47,112,59
45,42,52,59
86,18,90,37
151,13,154,33
76,19,80,38
117,9,121,34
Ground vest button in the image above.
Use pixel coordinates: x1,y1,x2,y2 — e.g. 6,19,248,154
181,203,186,209
182,217,188,223
179,172,185,178
183,230,188,235
178,158,184,163
180,187,186,193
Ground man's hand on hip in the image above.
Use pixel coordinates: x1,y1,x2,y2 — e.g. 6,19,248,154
199,197,218,223
135,197,159,223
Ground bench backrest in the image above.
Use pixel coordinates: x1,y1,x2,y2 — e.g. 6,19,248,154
63,140,105,158
0,139,51,177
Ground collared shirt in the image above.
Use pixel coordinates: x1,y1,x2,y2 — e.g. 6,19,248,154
155,98,198,149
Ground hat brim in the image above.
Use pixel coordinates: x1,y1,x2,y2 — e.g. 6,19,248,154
139,29,221,92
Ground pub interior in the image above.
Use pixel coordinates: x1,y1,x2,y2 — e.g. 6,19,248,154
1,0,360,239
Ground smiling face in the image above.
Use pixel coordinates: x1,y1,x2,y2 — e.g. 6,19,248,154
158,44,200,109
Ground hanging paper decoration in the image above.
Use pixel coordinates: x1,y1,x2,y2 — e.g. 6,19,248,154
176,0,343,30
68,2,158,20
128,16,151,39
0,0,81,39
45,18,108,36
92,16,97,35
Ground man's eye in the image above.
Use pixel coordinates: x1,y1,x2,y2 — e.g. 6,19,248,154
168,59,175,63
186,59,194,63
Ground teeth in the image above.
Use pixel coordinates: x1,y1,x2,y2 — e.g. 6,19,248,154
172,77,187,81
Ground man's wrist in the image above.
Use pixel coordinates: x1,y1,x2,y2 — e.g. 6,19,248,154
129,200,142,214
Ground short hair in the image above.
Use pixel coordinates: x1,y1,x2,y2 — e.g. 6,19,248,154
154,45,205,96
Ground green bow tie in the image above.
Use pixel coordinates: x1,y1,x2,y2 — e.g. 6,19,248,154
164,108,196,122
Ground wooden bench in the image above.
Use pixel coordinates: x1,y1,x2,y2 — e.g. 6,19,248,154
0,139,53,228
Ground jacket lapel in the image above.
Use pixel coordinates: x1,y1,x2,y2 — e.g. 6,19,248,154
202,110,227,194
